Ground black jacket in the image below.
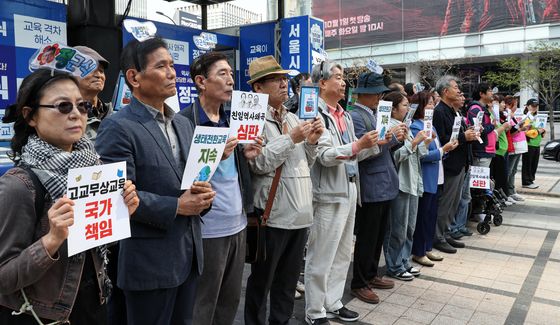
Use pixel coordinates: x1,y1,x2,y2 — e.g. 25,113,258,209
433,100,473,176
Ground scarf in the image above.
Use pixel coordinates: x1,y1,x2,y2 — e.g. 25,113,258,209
19,135,112,299
20,135,101,200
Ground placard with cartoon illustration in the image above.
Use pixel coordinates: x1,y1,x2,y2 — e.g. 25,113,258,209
29,43,98,78
298,86,319,120
66,162,130,256
403,103,418,127
229,91,268,144
376,100,392,140
181,126,230,190
535,114,548,128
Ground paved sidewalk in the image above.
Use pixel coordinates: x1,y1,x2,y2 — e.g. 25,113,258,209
235,195,560,325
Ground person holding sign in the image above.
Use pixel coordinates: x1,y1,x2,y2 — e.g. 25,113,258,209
506,96,529,200
489,95,512,201
347,71,405,304
0,69,139,324
466,83,497,168
305,60,380,324
95,38,215,325
243,56,323,325
522,99,546,189
409,91,459,267
382,91,430,281
179,52,261,325
432,76,478,254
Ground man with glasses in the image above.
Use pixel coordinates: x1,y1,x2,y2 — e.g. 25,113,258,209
305,61,380,324
243,56,323,325
95,37,215,325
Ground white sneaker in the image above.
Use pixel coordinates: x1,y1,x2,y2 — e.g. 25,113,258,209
507,197,517,204
522,183,539,189
294,290,302,299
296,280,305,293
510,194,525,201
504,201,513,206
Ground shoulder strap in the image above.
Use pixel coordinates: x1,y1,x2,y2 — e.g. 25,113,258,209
20,166,46,220
355,107,374,131
319,110,330,130
262,121,287,224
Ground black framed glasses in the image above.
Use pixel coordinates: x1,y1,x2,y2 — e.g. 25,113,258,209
262,75,288,84
38,101,92,114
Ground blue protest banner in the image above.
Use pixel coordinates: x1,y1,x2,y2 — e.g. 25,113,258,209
280,16,325,74
239,22,276,91
0,0,66,113
121,19,239,111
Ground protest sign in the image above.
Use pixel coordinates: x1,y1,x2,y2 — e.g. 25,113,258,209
535,114,548,128
376,100,392,140
492,103,500,122
473,111,484,143
66,162,130,256
403,103,418,127
299,86,319,120
229,91,268,143
450,116,462,142
423,108,434,138
181,126,230,189
29,43,98,78
470,166,491,189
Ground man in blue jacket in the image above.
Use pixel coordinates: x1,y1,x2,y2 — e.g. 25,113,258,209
348,72,406,304
95,37,215,325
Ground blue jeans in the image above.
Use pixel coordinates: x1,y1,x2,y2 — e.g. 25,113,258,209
450,170,471,233
384,191,419,275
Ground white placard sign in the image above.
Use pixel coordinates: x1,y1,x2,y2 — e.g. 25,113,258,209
450,116,462,142
403,103,418,127
535,114,548,128
66,162,130,256
229,90,268,144
181,126,230,190
376,100,392,140
470,166,491,189
423,108,434,138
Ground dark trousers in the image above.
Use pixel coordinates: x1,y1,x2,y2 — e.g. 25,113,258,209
412,191,439,257
193,230,246,325
244,227,308,325
124,270,197,325
351,200,391,289
522,146,540,185
491,154,509,196
107,244,126,325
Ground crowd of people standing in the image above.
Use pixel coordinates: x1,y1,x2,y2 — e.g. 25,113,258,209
0,36,547,325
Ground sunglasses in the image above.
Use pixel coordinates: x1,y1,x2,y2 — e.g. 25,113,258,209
38,101,92,114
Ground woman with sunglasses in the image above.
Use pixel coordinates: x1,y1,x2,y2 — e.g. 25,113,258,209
0,69,139,325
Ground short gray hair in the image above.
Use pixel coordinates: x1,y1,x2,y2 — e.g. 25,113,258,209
435,75,459,96
311,60,343,83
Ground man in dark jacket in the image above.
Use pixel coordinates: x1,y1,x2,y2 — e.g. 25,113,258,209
178,51,260,325
348,72,405,304
96,37,215,325
432,75,478,254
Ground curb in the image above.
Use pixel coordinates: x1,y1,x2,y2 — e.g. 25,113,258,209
517,189,560,198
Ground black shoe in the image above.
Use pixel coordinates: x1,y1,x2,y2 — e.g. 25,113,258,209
460,228,473,236
446,237,466,248
326,306,359,322
449,230,464,240
433,241,457,254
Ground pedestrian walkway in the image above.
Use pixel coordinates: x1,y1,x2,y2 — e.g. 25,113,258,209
235,195,560,324
516,156,560,197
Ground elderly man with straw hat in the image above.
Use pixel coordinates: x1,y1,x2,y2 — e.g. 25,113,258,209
243,55,323,325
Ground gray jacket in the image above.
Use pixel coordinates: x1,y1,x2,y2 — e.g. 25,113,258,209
249,105,318,229
311,99,380,205
390,118,426,196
